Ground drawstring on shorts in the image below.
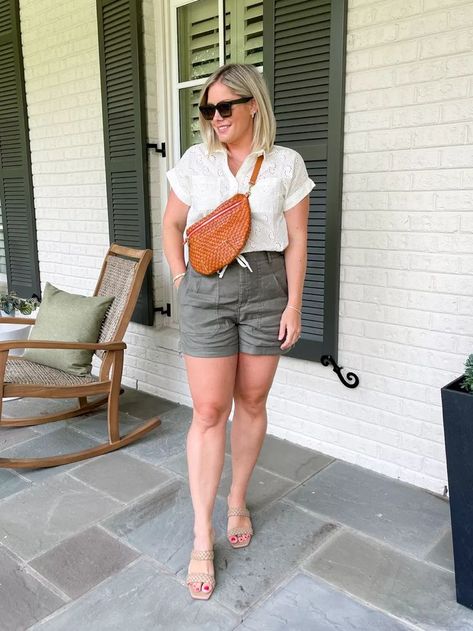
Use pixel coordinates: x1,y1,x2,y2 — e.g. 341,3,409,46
217,254,253,278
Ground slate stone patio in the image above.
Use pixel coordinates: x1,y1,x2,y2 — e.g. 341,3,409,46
0,388,471,631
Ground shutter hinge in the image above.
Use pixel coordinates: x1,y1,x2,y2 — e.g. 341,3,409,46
147,142,166,157
321,355,360,389
154,303,171,317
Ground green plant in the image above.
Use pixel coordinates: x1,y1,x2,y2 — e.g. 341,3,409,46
461,354,473,393
0,291,40,315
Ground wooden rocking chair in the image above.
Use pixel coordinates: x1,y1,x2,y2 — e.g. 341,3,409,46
0,244,161,469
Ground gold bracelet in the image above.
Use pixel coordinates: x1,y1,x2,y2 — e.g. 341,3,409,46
172,272,186,285
286,305,302,316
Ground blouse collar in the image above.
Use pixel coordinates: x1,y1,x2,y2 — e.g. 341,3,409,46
205,146,266,159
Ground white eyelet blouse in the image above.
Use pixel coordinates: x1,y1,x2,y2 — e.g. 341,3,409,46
166,143,315,253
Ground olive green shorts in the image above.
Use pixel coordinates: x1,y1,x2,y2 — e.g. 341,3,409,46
178,251,288,357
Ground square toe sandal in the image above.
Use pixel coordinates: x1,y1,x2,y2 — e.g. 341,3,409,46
186,549,216,600
227,506,253,549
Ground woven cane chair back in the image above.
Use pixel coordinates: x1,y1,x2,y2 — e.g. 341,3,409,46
94,245,152,359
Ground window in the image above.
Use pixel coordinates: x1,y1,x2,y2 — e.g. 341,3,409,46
160,0,263,325
173,0,263,152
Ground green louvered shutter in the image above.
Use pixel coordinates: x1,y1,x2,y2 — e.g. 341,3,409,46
97,0,153,325
264,0,347,362
0,0,40,299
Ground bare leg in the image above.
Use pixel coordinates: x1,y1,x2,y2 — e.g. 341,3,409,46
185,354,238,593
228,353,280,543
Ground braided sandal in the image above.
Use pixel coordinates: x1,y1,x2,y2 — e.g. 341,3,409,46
186,549,215,600
227,507,253,548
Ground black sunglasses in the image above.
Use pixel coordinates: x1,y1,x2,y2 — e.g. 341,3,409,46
199,97,252,121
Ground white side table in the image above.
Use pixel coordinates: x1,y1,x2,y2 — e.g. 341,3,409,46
0,321,32,355
0,321,32,400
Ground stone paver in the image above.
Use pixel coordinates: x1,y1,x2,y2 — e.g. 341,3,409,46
236,572,413,631
70,452,172,502
29,557,240,631
254,433,334,482
1,393,472,631
29,526,139,599
0,469,30,500
218,464,297,509
287,460,450,556
122,406,192,466
2,397,74,421
103,480,228,575
0,425,38,449
0,475,121,560
0,545,64,631
426,528,454,572
0,427,101,482
305,529,473,631
207,500,338,613
118,389,177,420
70,410,143,441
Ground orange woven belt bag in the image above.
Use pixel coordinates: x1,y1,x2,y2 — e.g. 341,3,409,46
184,155,264,275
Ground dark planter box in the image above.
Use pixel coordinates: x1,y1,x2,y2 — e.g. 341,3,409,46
441,376,473,609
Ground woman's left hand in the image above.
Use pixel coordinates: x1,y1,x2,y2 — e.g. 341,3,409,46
278,306,302,350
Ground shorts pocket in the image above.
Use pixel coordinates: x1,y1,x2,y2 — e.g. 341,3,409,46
177,270,188,300
271,261,288,297
179,269,220,334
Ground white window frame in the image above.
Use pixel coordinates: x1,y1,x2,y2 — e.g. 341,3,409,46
155,0,226,325
154,0,262,326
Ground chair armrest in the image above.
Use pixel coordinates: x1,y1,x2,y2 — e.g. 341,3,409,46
0,316,36,325
0,340,126,352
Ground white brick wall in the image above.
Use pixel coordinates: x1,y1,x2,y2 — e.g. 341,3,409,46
20,0,110,295
339,0,473,492
19,0,473,494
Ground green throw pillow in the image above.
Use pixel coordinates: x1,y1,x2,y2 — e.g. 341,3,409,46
23,282,114,376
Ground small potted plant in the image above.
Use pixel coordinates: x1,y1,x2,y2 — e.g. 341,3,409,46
441,354,473,609
0,291,40,316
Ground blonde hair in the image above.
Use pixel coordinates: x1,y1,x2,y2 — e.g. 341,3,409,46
198,64,276,154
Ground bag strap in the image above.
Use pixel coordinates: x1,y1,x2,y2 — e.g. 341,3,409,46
247,154,264,196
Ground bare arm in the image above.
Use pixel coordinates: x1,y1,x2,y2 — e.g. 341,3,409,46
279,195,309,350
162,189,190,286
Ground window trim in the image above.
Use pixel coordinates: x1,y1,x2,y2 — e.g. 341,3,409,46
156,0,265,325
157,0,226,324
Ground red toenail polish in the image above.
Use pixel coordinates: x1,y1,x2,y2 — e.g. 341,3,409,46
203,585,209,591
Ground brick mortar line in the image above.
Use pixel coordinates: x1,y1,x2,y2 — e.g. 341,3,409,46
268,395,444,436
340,316,471,336
343,144,470,154
342,327,473,347
347,0,472,21
350,49,473,71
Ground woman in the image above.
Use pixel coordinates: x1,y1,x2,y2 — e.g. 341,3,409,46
163,63,314,600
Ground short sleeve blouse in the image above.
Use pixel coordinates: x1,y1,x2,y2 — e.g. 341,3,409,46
166,143,315,252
